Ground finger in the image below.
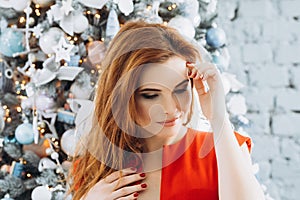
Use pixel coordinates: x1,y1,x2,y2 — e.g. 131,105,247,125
113,173,146,190
112,183,147,199
104,168,137,183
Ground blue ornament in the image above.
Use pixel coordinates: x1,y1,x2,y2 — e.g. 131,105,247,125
205,27,227,48
15,123,34,145
0,28,25,57
4,135,17,144
212,54,227,72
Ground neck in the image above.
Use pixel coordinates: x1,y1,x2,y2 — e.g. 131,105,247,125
144,126,187,152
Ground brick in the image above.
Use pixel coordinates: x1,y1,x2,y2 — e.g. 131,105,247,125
242,44,273,63
277,89,300,111
291,67,300,89
245,112,270,134
275,44,300,64
251,134,280,161
281,138,300,160
280,0,300,17
263,18,300,43
272,113,300,136
249,66,289,88
256,160,272,182
243,87,275,112
242,20,262,43
239,1,277,19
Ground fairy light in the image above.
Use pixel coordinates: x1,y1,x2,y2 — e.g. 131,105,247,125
101,37,105,41
35,9,41,16
35,4,40,8
91,69,95,74
19,17,26,24
147,5,152,10
70,40,74,45
6,117,12,123
74,36,78,41
163,21,168,26
172,4,177,9
87,10,91,15
64,62,68,66
40,129,45,134
26,173,32,178
95,13,101,19
3,105,7,110
16,106,22,112
67,36,72,41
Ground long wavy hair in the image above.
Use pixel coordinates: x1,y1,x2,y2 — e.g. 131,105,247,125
68,21,201,200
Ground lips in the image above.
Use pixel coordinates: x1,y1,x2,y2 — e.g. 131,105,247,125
157,116,180,127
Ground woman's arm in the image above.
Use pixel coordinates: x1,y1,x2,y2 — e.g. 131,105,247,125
187,62,265,200
211,118,265,200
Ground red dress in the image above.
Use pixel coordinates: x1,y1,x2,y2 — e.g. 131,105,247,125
160,128,252,200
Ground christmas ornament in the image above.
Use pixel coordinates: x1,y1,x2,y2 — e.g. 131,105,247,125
39,27,65,54
205,27,227,48
32,0,54,8
87,41,107,65
118,0,134,16
80,0,109,9
73,12,89,34
1,194,14,200
31,186,52,200
0,29,25,57
38,157,57,172
67,55,81,66
52,36,74,62
60,129,77,156
227,94,247,115
0,0,29,12
10,161,24,178
15,122,34,145
0,105,4,132
180,0,201,27
168,16,195,39
106,8,120,40
60,0,74,16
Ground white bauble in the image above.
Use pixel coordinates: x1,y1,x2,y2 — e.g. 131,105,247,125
31,186,52,200
11,0,30,11
32,0,54,7
168,16,195,39
73,12,89,33
118,0,134,16
15,123,34,145
39,27,64,54
60,129,77,156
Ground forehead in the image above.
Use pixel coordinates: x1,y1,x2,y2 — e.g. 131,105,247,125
138,56,187,89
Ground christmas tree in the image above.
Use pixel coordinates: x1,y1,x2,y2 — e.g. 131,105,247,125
0,0,272,199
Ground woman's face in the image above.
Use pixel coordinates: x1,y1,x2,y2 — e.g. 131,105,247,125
135,56,192,138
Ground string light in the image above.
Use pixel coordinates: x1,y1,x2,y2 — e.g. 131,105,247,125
6,117,12,123
16,107,22,112
172,4,177,9
19,17,26,24
147,5,152,10
95,14,101,19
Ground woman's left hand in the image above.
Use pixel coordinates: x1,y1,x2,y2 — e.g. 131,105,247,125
186,62,227,122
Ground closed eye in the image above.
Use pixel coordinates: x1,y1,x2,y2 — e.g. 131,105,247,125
140,93,159,99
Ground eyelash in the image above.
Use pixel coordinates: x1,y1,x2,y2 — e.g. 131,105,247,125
140,88,188,99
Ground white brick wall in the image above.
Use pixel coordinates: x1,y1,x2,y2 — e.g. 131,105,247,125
217,0,300,199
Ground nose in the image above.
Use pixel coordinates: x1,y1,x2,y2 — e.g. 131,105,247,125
161,93,180,115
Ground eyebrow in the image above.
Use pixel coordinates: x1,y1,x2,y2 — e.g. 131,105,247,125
138,79,189,93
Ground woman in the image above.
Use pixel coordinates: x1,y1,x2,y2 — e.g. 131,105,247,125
69,21,265,200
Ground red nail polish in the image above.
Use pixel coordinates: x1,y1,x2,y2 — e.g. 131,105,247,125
186,61,192,65
141,183,147,188
139,173,146,177
188,70,192,76
134,192,139,197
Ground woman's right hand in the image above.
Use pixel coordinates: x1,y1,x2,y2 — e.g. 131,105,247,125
81,167,147,200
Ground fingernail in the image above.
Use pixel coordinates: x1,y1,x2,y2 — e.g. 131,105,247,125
140,173,146,177
130,167,137,171
134,192,139,197
186,61,192,65
141,183,147,188
187,69,192,76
